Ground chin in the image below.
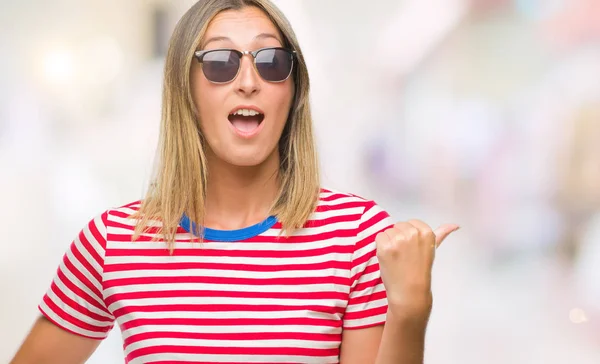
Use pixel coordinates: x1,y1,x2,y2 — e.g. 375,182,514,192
219,149,273,168
227,158,266,167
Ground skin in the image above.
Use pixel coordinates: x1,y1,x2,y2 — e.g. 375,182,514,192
369,222,459,364
191,6,294,230
10,6,460,364
10,316,101,364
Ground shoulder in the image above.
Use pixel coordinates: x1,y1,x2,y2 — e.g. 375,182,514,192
318,187,389,214
103,200,143,222
83,200,145,234
57,201,145,269
317,187,394,232
84,200,166,246
318,187,373,208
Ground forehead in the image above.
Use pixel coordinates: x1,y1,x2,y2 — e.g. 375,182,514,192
203,6,283,48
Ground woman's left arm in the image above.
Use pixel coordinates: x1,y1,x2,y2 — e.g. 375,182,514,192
340,220,459,364
339,311,427,364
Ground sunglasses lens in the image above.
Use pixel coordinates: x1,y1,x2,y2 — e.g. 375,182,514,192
201,50,240,83
255,48,293,82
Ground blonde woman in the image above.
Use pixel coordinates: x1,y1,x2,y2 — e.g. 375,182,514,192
11,1,459,363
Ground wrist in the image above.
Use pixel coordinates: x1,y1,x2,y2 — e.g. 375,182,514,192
386,306,430,331
386,293,433,324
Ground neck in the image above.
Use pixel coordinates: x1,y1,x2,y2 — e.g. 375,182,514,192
204,150,280,230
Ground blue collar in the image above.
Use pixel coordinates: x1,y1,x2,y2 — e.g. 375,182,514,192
179,214,278,242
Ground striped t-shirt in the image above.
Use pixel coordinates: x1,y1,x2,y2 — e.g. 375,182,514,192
39,189,394,363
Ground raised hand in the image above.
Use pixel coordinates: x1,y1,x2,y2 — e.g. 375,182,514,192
376,220,460,320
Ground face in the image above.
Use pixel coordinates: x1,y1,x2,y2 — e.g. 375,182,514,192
191,6,295,168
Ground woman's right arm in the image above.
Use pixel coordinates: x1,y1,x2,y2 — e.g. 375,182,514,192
12,211,115,364
10,316,101,364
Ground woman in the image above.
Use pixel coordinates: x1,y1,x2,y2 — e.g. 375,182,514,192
11,0,459,363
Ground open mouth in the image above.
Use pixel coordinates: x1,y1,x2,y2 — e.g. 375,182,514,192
228,108,265,134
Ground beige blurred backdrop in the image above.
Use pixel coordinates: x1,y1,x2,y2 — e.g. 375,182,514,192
1,0,600,362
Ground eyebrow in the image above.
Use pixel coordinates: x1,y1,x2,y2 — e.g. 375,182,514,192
202,33,282,49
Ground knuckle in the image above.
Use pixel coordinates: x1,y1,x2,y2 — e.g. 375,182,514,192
421,229,435,240
408,227,420,238
393,222,408,230
377,237,402,256
386,229,403,242
375,232,387,243
378,243,400,257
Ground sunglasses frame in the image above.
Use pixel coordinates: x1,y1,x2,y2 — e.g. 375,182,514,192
193,47,297,84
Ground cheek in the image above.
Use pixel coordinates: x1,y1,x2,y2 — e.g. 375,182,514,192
190,69,205,115
272,83,295,124
286,80,296,110
191,71,219,130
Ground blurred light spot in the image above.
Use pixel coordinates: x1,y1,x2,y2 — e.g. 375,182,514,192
514,0,565,21
43,49,75,85
374,0,467,76
79,36,123,86
569,308,588,324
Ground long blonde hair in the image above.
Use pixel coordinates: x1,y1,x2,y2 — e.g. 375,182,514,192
132,0,320,245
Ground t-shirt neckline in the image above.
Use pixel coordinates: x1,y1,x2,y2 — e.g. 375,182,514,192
179,214,277,242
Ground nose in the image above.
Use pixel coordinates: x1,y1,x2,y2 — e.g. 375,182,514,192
236,55,260,96
234,55,261,96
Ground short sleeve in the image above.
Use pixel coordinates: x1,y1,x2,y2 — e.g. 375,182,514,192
38,211,115,339
343,200,394,329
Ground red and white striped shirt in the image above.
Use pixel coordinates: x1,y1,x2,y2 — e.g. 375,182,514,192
39,189,394,363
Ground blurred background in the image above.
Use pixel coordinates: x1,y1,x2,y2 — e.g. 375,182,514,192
1,0,599,362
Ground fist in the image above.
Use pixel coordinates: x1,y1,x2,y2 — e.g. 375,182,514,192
376,219,459,318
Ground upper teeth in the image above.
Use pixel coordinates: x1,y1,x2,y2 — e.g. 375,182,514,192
232,109,261,116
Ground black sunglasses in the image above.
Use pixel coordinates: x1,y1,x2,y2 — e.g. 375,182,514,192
193,47,296,84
